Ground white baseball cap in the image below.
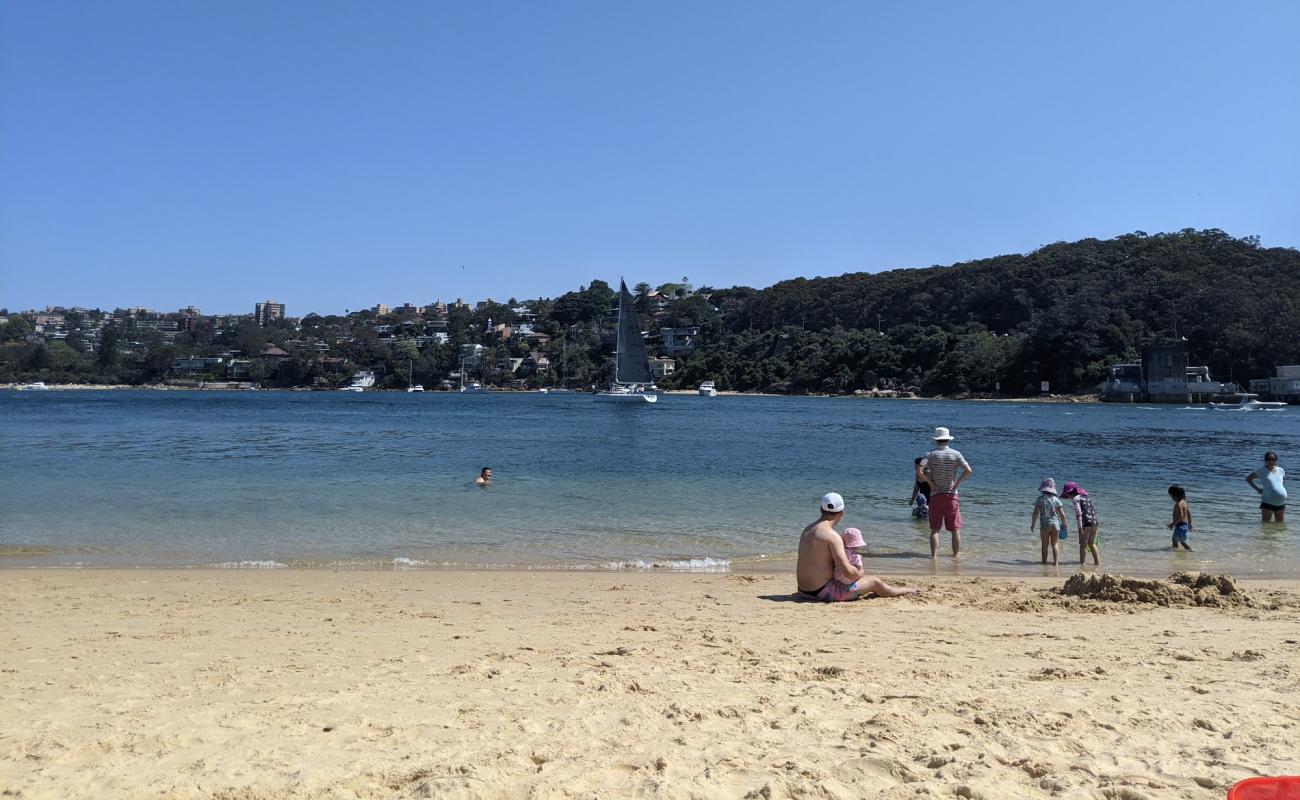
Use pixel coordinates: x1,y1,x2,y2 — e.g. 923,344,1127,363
933,426,954,441
820,492,845,513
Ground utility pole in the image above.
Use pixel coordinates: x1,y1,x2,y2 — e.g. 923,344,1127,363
876,314,882,333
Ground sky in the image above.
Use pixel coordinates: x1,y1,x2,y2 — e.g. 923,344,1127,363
2,1,1298,315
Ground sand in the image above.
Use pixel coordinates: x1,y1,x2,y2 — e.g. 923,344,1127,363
2,570,1298,799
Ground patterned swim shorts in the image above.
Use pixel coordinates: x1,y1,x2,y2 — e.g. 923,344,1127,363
816,578,861,603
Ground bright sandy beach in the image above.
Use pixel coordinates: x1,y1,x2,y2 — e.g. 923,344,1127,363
2,569,1298,799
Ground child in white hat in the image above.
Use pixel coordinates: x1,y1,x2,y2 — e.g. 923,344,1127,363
1030,478,1069,566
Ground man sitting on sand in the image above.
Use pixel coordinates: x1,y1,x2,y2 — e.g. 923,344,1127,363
796,492,921,602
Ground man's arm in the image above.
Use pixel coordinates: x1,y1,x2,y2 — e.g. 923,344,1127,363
826,533,863,582
954,459,973,490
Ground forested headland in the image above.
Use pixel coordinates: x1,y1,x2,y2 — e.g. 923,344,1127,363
3,229,1298,395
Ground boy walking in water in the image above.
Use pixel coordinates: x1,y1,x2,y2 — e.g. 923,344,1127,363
1168,485,1193,551
918,427,973,558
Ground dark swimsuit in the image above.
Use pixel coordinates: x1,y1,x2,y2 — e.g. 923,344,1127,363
798,581,830,599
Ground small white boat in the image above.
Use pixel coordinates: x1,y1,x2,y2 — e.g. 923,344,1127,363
341,371,375,392
698,381,718,397
1209,393,1287,410
406,361,424,392
17,381,50,391
457,358,490,394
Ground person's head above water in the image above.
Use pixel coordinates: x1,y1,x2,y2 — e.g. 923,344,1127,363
476,467,492,484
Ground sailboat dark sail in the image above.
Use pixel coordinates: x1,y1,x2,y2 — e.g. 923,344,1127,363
594,279,658,404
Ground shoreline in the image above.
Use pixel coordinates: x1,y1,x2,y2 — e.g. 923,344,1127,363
4,570,1297,799
6,383,1104,402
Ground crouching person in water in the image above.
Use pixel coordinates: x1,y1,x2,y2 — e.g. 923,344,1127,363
796,492,921,602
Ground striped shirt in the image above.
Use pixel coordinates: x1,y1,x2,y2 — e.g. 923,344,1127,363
921,447,970,494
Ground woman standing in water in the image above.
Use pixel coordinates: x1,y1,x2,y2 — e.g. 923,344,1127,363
1247,451,1286,522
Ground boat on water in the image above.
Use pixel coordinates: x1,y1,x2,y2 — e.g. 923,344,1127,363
406,361,424,392
698,381,718,397
1209,392,1288,411
16,381,51,391
458,358,490,394
594,280,658,404
341,371,375,392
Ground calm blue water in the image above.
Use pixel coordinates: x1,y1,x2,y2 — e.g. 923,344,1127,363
0,390,1293,577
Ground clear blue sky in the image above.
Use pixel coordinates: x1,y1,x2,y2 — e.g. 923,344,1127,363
2,1,1297,315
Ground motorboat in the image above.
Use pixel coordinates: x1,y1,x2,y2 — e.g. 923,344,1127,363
698,381,718,397
593,279,659,405
17,381,50,391
458,359,491,394
1209,393,1287,410
341,371,375,392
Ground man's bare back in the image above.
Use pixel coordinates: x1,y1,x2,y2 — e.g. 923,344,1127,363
797,517,857,592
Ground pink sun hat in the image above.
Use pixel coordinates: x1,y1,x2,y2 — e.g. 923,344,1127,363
842,527,865,549
1060,481,1087,497
1038,477,1058,495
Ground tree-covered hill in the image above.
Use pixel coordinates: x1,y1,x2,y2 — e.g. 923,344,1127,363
4,229,1297,395
671,229,1300,395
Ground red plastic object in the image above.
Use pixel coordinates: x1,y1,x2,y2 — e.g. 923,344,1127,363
1227,777,1300,800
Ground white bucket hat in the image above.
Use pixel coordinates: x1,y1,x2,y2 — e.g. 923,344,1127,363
820,492,845,513
933,427,954,441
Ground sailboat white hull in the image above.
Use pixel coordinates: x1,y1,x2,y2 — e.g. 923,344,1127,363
594,390,657,403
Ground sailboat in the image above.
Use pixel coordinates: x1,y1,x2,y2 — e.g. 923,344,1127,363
594,280,658,404
406,360,424,392
547,337,575,393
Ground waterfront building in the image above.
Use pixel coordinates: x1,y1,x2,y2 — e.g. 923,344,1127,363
659,326,700,356
650,357,676,378
1249,366,1300,403
1101,344,1236,402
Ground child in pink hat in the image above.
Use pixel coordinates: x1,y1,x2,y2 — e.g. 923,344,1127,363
1060,481,1101,566
834,527,865,584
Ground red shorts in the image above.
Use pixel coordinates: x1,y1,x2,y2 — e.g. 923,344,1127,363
929,492,962,533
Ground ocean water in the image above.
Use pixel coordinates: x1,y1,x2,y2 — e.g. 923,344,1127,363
0,390,1294,578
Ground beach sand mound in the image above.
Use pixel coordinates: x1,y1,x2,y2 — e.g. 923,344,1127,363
1061,572,1250,607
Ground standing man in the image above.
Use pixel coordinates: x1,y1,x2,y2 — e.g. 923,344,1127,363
917,427,972,558
796,492,921,602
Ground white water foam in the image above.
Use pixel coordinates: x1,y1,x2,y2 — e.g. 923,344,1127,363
209,560,289,569
392,557,430,569
602,557,731,573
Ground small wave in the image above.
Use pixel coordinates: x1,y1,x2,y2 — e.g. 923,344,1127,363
392,557,429,568
209,560,289,569
602,557,731,573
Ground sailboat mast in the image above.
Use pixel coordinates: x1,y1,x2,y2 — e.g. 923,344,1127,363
613,289,624,385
